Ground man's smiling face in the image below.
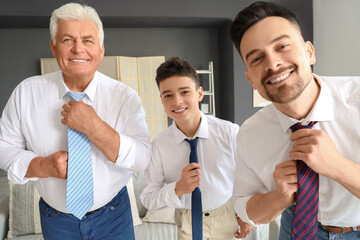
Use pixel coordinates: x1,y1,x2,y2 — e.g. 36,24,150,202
240,16,316,104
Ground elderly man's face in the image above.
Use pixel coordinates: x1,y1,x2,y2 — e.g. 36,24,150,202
50,19,104,83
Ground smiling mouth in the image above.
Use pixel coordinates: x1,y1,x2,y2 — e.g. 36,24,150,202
69,59,89,62
268,72,291,84
172,108,187,113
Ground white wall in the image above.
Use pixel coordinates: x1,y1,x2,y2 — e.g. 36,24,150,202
313,0,360,76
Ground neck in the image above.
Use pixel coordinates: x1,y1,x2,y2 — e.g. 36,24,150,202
273,75,321,120
175,111,202,138
63,73,94,92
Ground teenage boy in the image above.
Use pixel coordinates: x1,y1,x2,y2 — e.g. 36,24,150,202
140,57,253,240
230,1,360,240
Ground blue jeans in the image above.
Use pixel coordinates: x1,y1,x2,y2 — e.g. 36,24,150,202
39,186,134,240
279,205,360,240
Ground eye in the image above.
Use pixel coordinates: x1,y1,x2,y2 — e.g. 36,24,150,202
62,38,74,45
84,39,94,45
278,44,290,50
181,90,190,95
163,94,172,99
250,55,263,65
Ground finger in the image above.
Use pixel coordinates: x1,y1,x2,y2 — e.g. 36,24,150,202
61,110,67,117
290,128,318,141
62,103,71,110
276,159,297,168
185,163,200,171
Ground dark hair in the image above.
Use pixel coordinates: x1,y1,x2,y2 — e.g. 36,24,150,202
155,56,199,88
229,1,301,55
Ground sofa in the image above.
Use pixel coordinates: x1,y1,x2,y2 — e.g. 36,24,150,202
0,168,279,240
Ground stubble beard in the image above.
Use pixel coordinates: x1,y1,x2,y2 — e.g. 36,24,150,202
261,65,312,104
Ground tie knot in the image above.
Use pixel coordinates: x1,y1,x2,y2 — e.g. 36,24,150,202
67,92,87,101
290,121,318,133
185,137,198,149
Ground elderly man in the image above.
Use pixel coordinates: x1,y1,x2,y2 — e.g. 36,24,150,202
0,3,150,240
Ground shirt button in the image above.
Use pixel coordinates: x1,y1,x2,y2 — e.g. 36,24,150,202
321,194,326,198
204,212,210,216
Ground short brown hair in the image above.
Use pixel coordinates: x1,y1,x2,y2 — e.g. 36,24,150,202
155,57,199,88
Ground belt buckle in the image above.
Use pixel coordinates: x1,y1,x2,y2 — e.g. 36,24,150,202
340,227,345,234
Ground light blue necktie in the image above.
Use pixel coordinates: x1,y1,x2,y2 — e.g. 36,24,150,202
65,92,94,220
185,137,203,240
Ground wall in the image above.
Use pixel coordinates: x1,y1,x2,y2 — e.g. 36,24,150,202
0,0,313,125
313,0,360,76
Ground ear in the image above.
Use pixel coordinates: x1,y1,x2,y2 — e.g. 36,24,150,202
50,40,56,58
100,45,105,60
305,41,316,65
197,86,204,102
245,71,257,90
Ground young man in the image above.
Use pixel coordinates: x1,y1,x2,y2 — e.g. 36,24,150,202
230,1,360,240
0,3,150,239
140,57,253,240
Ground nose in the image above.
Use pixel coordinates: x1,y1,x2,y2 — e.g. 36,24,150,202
264,52,282,72
71,40,85,53
172,93,183,105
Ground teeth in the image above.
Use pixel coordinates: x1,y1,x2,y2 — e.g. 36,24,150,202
270,72,290,84
70,59,88,62
174,108,185,113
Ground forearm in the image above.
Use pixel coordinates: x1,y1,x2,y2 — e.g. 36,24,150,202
85,119,120,163
332,157,360,198
247,191,289,224
25,156,49,178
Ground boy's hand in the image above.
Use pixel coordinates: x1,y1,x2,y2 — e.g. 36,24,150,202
235,216,254,239
175,163,201,198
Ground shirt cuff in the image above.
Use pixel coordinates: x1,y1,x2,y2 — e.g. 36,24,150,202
162,182,185,208
8,151,39,184
233,195,258,227
114,134,134,167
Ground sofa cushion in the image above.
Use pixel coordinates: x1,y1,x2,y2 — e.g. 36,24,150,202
7,182,41,238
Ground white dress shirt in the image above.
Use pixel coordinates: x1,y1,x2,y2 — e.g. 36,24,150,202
140,112,239,211
233,75,360,227
0,71,151,213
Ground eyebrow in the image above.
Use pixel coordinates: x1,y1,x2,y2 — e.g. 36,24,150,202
161,86,192,95
60,34,95,40
244,34,291,62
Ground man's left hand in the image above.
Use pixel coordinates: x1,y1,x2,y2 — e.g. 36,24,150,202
235,216,254,239
289,128,343,178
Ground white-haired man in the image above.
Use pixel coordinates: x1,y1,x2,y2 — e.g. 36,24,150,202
0,3,150,239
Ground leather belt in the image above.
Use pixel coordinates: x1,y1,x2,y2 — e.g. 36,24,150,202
319,222,360,234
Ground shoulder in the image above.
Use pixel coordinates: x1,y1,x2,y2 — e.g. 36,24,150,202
96,71,140,100
319,75,360,99
240,104,277,134
206,115,239,133
15,71,61,92
151,126,174,148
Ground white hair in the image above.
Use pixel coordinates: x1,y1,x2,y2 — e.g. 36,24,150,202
49,3,104,47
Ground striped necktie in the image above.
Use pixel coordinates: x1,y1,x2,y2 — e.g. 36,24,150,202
185,137,203,240
290,121,318,240
65,92,94,220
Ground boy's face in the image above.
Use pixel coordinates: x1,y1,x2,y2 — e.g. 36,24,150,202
240,16,316,104
159,75,203,125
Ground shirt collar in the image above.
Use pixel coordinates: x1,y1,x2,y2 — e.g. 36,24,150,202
171,111,209,144
58,71,99,102
274,74,334,132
